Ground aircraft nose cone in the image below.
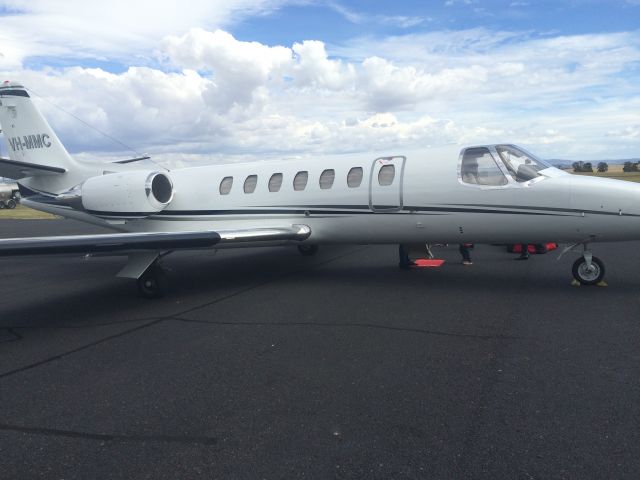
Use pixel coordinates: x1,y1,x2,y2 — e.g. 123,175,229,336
630,183,640,214
570,175,637,214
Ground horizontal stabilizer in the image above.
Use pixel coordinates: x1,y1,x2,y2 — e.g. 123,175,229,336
0,156,66,179
110,156,152,164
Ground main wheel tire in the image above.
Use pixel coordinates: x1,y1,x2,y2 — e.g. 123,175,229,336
137,265,167,298
298,244,319,256
572,256,605,285
5,199,16,209
0,202,5,209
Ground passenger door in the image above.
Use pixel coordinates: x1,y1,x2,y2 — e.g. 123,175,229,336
369,156,406,212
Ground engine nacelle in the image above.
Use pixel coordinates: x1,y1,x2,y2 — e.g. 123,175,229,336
81,170,174,216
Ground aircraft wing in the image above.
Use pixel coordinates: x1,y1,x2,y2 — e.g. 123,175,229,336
0,225,311,256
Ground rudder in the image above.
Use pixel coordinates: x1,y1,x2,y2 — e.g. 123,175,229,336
0,81,76,173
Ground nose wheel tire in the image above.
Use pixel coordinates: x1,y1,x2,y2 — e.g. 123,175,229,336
298,244,319,256
572,256,605,285
5,199,16,209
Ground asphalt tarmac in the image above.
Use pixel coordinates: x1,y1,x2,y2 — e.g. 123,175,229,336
1,218,640,479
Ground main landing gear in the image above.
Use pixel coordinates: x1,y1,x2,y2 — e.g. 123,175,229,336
136,261,168,299
565,244,606,285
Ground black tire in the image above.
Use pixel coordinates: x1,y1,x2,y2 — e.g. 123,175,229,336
5,199,16,209
572,256,605,285
298,244,319,256
136,265,167,298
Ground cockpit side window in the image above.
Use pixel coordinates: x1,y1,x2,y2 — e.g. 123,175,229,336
495,145,550,183
461,147,507,186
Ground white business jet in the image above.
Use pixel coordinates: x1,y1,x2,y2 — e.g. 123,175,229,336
1,81,638,297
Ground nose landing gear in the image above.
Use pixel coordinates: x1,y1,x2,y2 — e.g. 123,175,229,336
572,250,605,285
559,243,607,286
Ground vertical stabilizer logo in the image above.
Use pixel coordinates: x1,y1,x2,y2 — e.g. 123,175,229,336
8,133,51,151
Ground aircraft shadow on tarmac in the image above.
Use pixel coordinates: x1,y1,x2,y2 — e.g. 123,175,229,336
2,244,636,332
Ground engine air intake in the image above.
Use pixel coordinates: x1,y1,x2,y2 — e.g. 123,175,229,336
149,172,173,204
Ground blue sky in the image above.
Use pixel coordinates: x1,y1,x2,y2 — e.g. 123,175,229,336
234,1,640,47
0,0,639,161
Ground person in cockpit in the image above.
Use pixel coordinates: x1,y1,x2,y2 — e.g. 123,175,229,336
496,146,539,183
461,159,479,184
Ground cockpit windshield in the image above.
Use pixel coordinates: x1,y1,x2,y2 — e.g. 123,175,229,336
495,145,551,183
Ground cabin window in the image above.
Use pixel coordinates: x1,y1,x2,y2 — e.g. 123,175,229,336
347,167,363,188
219,176,233,195
319,169,335,189
293,171,308,191
244,175,257,194
461,148,507,186
378,165,395,186
269,173,283,192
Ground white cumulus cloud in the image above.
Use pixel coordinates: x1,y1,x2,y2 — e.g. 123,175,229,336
0,16,638,161
0,0,289,67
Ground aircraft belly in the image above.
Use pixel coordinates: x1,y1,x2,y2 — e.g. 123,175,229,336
453,212,580,243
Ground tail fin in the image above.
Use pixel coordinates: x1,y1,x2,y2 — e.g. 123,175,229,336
0,81,77,176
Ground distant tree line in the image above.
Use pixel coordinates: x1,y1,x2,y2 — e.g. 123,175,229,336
622,161,639,172
572,161,609,173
